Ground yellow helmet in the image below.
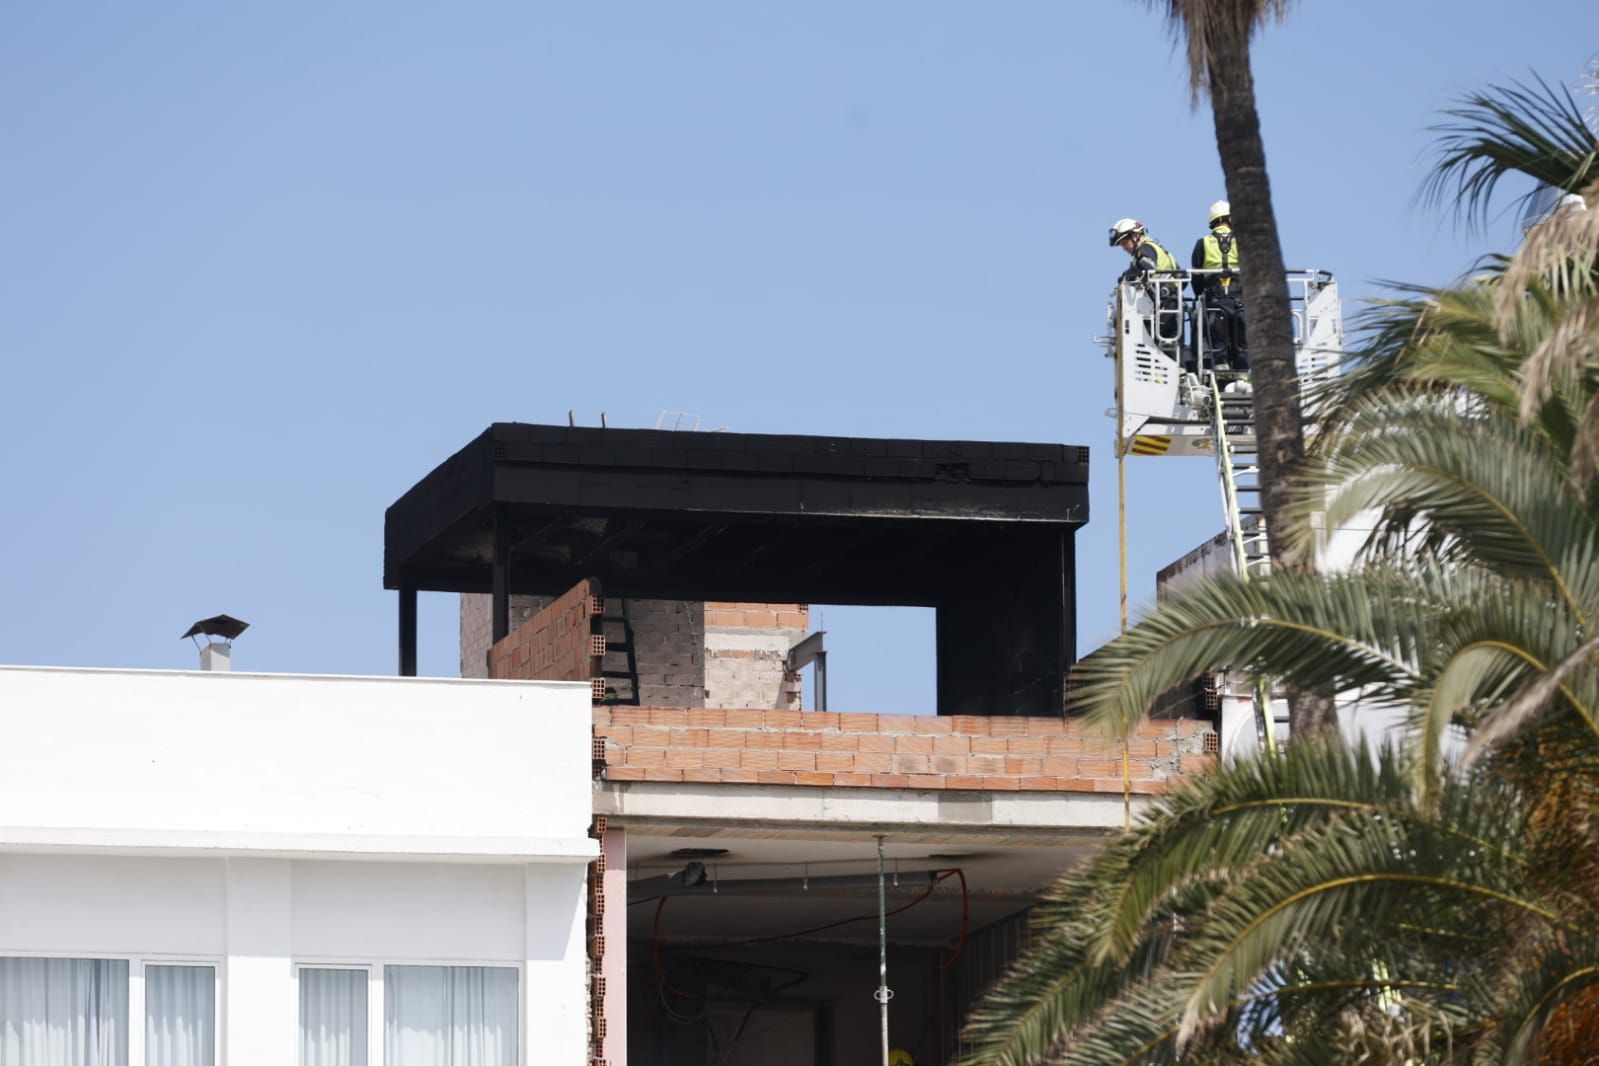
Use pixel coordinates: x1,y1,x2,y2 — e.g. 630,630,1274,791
889,1050,915,1066
1208,200,1231,226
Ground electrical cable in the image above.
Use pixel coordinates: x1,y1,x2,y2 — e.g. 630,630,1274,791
651,861,970,1064
939,867,969,970
656,982,711,1024
654,897,703,1000
660,869,958,955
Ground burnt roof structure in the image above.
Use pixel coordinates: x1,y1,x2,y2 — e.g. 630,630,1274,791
386,423,1091,716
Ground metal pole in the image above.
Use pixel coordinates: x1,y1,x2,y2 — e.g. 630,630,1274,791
1116,289,1133,829
876,835,890,1066
816,650,828,712
491,509,510,644
398,583,418,677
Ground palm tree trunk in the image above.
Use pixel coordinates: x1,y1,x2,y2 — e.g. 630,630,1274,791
1205,29,1339,738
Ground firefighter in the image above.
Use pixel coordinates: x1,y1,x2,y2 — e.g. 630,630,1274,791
1110,217,1177,278
1109,218,1181,353
1190,200,1248,372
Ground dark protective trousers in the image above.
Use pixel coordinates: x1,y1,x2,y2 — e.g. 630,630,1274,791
1200,295,1249,370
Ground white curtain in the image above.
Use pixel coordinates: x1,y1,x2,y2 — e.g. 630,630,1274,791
144,966,214,1066
0,957,128,1066
300,968,368,1066
384,966,516,1066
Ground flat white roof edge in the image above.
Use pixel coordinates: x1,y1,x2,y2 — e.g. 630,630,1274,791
0,827,599,864
0,664,589,690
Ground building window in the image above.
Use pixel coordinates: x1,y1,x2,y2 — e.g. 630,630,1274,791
299,968,368,1066
383,966,517,1066
143,966,215,1066
0,956,130,1066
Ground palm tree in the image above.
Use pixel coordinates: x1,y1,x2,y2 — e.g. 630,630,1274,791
1145,0,1336,737
958,76,1599,1064
960,305,1599,1064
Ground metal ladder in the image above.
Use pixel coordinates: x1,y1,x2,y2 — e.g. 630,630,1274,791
1205,372,1277,753
1207,374,1269,578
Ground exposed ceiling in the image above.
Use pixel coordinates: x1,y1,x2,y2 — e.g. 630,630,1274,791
625,831,1103,948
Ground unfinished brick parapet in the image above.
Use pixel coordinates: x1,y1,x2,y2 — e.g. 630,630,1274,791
466,594,806,709
488,579,603,683
703,601,807,710
704,602,810,629
593,707,1216,794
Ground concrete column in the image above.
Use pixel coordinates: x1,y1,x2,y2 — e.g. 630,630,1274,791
936,528,1070,716
399,584,418,677
601,829,628,1066
224,858,295,1066
493,512,511,644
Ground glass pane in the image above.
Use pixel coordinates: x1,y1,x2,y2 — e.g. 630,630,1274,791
384,966,516,1066
0,957,128,1066
301,969,368,1066
144,965,214,1066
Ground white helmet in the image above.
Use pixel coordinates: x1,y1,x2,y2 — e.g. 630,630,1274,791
1108,218,1145,246
1208,200,1231,226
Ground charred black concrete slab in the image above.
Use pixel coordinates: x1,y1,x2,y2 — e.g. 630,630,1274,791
386,424,1090,715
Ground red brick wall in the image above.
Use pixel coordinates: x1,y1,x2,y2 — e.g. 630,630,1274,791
703,602,808,709
488,579,603,687
593,707,1216,794
703,603,809,629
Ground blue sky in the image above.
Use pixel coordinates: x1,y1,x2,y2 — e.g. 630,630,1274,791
2,2,1594,709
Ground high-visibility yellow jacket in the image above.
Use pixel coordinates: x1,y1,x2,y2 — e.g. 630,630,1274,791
1133,236,1178,273
1191,225,1240,296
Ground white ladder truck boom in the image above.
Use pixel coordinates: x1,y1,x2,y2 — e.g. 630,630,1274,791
1105,268,1344,751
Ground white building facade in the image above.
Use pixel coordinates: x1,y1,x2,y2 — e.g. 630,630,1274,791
0,667,597,1066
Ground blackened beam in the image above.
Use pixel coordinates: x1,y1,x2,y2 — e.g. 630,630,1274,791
563,520,648,575
629,523,730,576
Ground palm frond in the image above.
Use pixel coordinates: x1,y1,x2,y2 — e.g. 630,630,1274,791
1463,628,1599,766
1173,810,1548,1042
1070,568,1437,741
1310,279,1592,447
1480,933,1599,1063
1302,400,1599,613
1078,741,1411,963
1423,75,1599,232
1142,0,1291,102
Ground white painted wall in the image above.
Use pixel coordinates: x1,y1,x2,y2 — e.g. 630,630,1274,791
0,666,595,859
0,667,599,1065
0,854,590,1065
1221,693,1415,763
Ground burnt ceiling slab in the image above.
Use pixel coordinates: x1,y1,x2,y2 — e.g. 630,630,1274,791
385,423,1089,606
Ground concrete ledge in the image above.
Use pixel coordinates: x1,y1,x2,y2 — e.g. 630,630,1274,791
0,827,600,864
596,781,1144,838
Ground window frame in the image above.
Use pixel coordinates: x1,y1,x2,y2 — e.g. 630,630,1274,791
0,950,221,1066
293,958,523,1066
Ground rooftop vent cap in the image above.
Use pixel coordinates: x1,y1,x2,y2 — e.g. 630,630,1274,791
183,614,249,672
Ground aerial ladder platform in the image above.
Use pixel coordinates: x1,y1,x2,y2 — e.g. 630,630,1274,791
1105,269,1344,749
